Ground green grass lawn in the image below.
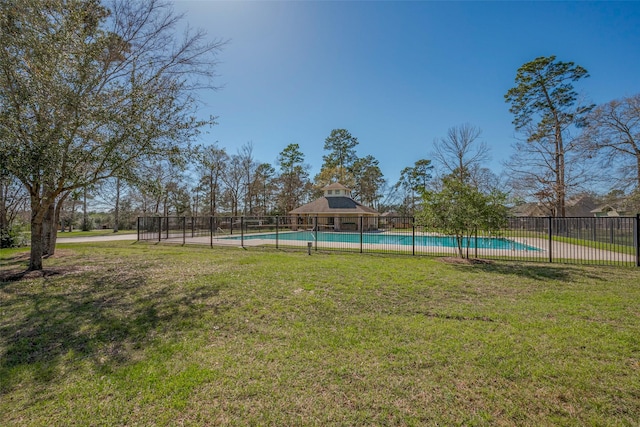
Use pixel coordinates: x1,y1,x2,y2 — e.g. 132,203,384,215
1,243,639,426
501,229,637,256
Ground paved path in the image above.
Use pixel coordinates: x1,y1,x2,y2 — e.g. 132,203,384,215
56,234,138,243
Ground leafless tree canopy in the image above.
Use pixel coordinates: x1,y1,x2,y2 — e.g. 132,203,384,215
432,123,489,183
504,124,598,216
581,94,640,191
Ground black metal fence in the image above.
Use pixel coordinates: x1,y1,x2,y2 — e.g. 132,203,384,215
137,215,640,267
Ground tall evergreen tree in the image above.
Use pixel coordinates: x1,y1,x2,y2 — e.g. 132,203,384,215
321,129,359,182
276,143,311,213
505,56,593,217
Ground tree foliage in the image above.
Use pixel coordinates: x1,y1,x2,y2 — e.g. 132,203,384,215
221,154,245,217
0,0,223,269
314,165,355,197
0,175,29,247
238,142,258,215
252,162,275,216
321,128,359,182
276,143,310,214
351,155,385,208
394,159,433,214
315,128,384,207
396,159,432,194
194,142,228,216
416,174,508,259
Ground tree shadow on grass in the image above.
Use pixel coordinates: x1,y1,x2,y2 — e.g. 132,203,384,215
0,267,224,396
442,259,593,282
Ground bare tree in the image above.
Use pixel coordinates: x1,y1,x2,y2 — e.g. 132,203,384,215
133,161,186,216
581,94,640,191
432,124,489,184
253,163,276,216
221,155,245,217
0,175,29,246
504,126,594,216
238,142,258,215
194,143,228,216
89,177,126,231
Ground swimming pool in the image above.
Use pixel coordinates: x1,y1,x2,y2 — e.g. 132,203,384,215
225,231,539,251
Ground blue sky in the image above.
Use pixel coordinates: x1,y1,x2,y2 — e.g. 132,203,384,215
172,0,640,186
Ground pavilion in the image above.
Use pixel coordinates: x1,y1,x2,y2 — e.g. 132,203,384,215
288,183,379,231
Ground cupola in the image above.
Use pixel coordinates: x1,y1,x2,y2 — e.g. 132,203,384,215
323,182,351,198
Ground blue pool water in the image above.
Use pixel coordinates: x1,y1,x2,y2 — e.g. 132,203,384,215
225,231,539,251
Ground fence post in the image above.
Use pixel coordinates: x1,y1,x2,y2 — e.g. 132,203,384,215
548,216,553,263
165,217,169,240
314,216,318,251
360,216,363,254
210,216,213,248
474,228,478,259
158,217,161,242
241,216,244,248
182,216,186,245
412,217,415,256
276,216,279,249
137,217,140,241
636,214,640,267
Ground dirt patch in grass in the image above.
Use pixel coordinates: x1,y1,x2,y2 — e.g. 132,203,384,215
4,249,75,261
0,266,84,282
0,249,87,282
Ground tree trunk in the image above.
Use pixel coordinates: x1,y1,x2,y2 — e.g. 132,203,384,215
554,115,566,217
114,177,120,233
42,202,55,257
70,197,77,232
82,186,89,231
0,180,7,237
210,172,214,216
456,234,464,258
49,193,69,256
30,219,44,270
29,199,47,271
637,155,640,190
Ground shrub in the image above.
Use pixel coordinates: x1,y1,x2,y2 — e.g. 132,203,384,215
0,225,28,248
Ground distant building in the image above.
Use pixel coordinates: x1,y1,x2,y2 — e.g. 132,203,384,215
380,211,412,229
289,183,379,231
510,194,598,217
591,201,635,217
510,202,551,217
566,194,598,216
